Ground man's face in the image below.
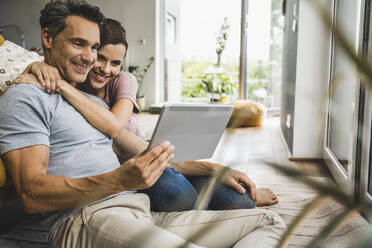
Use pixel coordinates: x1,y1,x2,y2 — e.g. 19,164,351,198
48,15,100,83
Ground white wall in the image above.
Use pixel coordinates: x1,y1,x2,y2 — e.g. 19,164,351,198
0,0,49,50
164,0,181,101
292,0,332,158
90,0,160,109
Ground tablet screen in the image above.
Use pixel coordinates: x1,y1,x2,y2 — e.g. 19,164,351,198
147,103,233,162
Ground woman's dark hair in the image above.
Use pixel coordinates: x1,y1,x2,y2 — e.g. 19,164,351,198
39,0,105,38
100,18,128,56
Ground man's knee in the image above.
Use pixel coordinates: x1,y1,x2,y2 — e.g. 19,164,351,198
259,210,286,230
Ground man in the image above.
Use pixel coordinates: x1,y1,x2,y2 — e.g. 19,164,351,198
0,1,285,247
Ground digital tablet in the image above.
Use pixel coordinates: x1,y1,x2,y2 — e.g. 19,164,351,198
147,103,234,162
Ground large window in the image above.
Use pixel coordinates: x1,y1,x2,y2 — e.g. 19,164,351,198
245,0,284,108
180,0,241,102
180,0,283,108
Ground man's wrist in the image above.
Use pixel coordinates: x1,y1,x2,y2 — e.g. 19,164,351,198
207,161,224,175
112,168,127,193
189,160,223,175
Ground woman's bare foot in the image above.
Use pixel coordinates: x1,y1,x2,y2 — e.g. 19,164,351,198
256,188,278,207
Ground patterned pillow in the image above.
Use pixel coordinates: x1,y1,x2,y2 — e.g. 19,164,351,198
0,40,44,92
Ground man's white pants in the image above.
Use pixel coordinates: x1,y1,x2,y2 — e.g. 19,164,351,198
52,193,285,248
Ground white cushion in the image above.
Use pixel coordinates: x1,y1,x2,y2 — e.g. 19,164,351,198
0,40,44,92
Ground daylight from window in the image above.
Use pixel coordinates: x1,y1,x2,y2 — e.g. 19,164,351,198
180,0,283,108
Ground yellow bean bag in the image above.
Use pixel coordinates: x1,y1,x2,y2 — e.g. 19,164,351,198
227,100,267,127
0,158,6,187
0,34,5,46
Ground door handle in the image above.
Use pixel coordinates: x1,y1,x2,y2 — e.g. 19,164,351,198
292,19,297,32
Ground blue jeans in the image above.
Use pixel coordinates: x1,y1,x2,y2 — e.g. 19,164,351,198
139,167,256,212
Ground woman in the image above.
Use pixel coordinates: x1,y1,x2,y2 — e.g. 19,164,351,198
16,18,276,211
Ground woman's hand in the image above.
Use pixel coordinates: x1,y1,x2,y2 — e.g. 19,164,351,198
14,72,68,94
13,73,42,88
23,62,62,93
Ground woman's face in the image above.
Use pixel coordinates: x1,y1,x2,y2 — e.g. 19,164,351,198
87,43,127,90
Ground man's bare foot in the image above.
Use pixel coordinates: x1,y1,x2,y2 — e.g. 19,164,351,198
256,188,278,207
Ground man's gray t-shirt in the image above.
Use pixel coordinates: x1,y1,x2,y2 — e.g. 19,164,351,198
0,84,123,236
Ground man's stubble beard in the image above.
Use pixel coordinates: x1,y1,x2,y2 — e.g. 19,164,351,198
45,49,88,85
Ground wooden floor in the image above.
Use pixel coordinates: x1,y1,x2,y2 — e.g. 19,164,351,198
138,113,369,247
137,113,332,178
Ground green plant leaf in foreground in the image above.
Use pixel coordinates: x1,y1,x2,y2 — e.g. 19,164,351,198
329,73,344,97
307,207,361,247
264,161,352,207
177,110,249,247
277,196,330,248
307,0,372,88
265,161,368,247
194,166,231,211
177,166,231,248
176,1,372,246
357,225,372,248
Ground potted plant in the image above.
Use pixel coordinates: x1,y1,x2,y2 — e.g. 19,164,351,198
215,17,229,69
199,17,237,102
200,72,236,102
128,56,154,111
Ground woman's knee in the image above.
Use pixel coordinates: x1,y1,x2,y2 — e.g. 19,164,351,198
188,176,256,210
209,183,256,210
139,167,198,212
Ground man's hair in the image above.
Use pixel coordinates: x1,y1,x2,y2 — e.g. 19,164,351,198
100,18,129,55
40,0,105,38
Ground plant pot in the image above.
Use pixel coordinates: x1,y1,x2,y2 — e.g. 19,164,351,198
206,92,218,103
136,97,146,111
218,96,229,102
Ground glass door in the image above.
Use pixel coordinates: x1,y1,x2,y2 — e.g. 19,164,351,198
360,0,372,219
361,78,372,219
324,0,362,195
